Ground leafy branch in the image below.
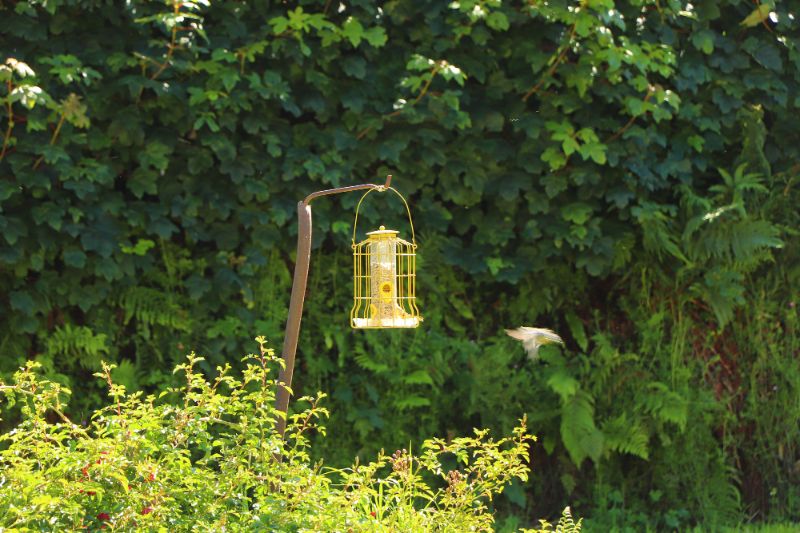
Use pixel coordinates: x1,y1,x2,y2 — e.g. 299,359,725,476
134,0,209,81
149,14,177,81
357,56,465,140
522,21,577,102
1,59,42,163
357,63,440,140
0,77,12,162
605,85,656,144
32,94,89,170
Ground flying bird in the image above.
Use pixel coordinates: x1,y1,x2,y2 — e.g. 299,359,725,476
505,326,564,360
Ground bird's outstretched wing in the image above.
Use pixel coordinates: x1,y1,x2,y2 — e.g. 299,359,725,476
505,326,564,360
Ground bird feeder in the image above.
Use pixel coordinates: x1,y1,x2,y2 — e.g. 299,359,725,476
351,188,421,329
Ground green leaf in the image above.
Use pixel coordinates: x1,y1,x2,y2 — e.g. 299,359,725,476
657,391,688,430
0,180,19,201
395,395,431,410
602,415,650,459
743,39,782,71
578,142,607,164
448,294,475,319
0,216,28,245
691,29,715,55
687,134,705,152
561,136,579,156
269,15,289,34
740,2,773,27
546,369,579,399
486,11,509,31
504,479,527,508
439,64,466,86
128,169,158,198
560,392,603,466
121,239,155,256
403,370,435,386
138,141,172,172
63,248,87,268
561,203,592,225
342,56,367,79
10,290,35,315
342,17,364,47
407,54,434,71
565,311,588,352
363,27,388,48
487,257,506,275
541,147,567,171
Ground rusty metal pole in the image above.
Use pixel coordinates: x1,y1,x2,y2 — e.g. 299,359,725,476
274,201,312,439
274,175,393,440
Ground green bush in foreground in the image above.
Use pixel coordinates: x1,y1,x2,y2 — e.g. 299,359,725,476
0,337,576,532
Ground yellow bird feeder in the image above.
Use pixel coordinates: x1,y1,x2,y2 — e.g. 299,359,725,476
351,187,421,329
274,175,419,443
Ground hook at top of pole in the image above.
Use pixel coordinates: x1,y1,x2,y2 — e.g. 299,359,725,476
302,175,395,205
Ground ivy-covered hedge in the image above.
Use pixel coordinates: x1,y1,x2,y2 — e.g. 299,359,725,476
1,0,798,529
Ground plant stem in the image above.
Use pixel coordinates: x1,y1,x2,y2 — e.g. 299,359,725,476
32,112,66,170
0,79,14,162
522,22,577,102
605,86,655,144
150,1,180,81
357,64,441,140
753,0,773,33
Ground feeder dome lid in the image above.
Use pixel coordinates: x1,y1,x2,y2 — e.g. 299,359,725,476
366,225,399,238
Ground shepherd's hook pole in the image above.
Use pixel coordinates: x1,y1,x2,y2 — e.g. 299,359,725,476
274,175,392,442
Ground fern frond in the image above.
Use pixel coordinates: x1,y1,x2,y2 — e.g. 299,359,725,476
728,219,783,261
353,351,390,373
641,382,688,430
632,203,689,264
560,392,603,466
691,267,745,327
45,324,109,369
601,414,650,460
586,334,639,396
523,507,583,533
689,218,782,265
118,287,190,331
556,506,582,533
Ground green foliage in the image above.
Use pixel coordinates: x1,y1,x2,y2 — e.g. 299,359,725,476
1,0,799,529
522,507,583,533
0,338,534,531
635,163,783,327
45,324,109,370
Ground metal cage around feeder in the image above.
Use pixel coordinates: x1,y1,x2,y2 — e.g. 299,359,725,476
350,187,422,329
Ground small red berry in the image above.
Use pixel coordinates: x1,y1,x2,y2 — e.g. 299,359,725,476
147,472,156,482
141,507,153,515
97,512,110,521
370,511,376,518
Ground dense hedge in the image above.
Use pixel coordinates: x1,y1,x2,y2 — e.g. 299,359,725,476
1,0,799,529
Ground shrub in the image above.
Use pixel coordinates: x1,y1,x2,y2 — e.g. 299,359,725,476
0,336,547,531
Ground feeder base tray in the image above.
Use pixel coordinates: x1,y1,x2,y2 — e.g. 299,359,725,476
352,317,421,329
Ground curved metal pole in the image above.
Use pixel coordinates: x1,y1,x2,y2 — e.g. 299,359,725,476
274,175,392,440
